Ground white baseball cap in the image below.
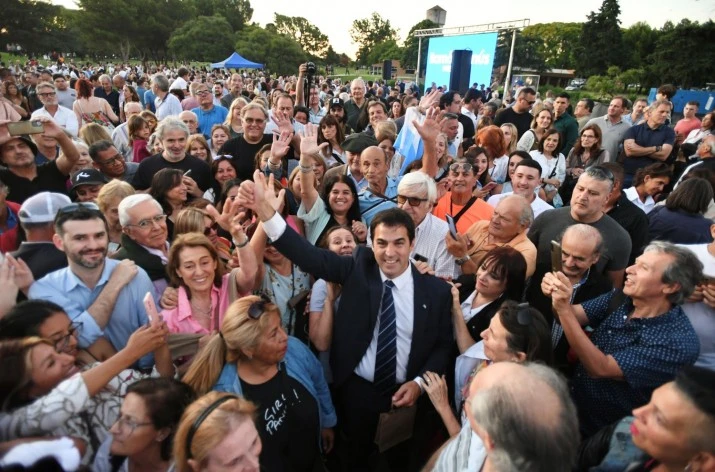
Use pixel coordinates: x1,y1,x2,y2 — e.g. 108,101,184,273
18,192,72,224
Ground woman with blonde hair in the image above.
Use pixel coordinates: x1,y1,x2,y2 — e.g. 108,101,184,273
97,180,135,252
500,123,518,155
517,106,554,152
224,97,249,138
79,122,113,147
209,124,230,160
182,295,336,471
173,392,261,472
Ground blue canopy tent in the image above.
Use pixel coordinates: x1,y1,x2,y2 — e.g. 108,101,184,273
210,52,263,69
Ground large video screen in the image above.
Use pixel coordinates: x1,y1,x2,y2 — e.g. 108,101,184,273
424,33,498,90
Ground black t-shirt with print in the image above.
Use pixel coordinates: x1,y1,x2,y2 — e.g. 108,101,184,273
240,367,319,472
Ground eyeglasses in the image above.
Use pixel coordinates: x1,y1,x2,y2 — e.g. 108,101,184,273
126,214,167,229
449,163,473,174
114,415,153,434
247,293,272,320
397,195,428,207
58,202,100,215
204,222,219,236
52,322,82,352
38,92,57,97
95,154,124,166
243,117,265,125
196,90,211,96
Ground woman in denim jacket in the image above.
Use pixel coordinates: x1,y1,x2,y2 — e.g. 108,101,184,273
183,295,336,472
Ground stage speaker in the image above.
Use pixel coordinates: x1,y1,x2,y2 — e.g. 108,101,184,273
449,50,472,93
383,60,392,80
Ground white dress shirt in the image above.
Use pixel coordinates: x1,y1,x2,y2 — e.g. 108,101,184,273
262,211,422,387
154,93,182,120
623,186,655,214
412,213,457,278
31,105,79,137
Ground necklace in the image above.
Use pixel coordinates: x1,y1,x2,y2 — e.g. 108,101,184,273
190,300,213,317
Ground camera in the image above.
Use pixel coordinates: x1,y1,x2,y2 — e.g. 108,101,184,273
306,62,316,76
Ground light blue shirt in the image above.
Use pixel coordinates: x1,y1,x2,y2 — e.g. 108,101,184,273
191,105,229,139
29,259,157,368
358,177,401,225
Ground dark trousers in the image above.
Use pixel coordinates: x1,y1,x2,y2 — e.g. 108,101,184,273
334,375,442,472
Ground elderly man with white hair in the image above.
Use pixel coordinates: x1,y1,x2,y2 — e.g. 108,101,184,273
396,171,456,278
344,77,368,132
151,73,182,120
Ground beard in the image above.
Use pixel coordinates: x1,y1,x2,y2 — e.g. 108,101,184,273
69,247,108,269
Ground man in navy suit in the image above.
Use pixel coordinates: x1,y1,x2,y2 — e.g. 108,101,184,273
238,169,453,471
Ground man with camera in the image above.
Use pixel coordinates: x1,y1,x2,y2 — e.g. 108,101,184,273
296,63,326,125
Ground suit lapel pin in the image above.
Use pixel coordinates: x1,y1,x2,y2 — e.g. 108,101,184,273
422,304,427,309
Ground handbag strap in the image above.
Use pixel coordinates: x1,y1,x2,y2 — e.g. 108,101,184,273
453,196,477,223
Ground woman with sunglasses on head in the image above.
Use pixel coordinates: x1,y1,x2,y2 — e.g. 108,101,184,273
296,125,367,245
182,295,337,472
0,310,173,460
173,392,261,472
92,378,195,472
424,300,552,471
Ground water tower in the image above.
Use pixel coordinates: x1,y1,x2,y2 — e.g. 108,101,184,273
426,5,446,27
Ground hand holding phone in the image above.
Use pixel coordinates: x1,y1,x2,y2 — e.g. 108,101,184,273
551,241,563,273
7,120,44,136
446,214,458,240
143,292,161,326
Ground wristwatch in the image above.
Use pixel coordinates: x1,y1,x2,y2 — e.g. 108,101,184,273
455,255,470,266
655,145,662,152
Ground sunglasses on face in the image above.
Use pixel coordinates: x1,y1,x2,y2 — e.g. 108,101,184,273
397,195,428,207
204,222,219,236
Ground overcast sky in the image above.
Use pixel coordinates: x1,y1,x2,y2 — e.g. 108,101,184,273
52,0,714,58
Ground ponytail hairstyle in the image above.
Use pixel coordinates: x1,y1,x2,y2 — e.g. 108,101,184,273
182,295,281,395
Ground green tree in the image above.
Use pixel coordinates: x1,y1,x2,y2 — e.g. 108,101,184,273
76,0,194,61
350,13,397,65
622,22,659,68
1,0,76,55
575,0,626,76
521,22,581,70
400,19,440,74
192,0,252,32
273,14,329,59
494,29,547,72
365,39,403,67
168,16,234,62
647,19,715,89
585,66,622,99
324,46,341,65
234,25,306,75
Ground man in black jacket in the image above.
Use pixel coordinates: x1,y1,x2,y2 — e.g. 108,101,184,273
238,169,453,471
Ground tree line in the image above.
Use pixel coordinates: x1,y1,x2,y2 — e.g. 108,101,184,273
1,0,713,87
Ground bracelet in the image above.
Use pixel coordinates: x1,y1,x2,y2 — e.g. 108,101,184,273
299,165,313,173
267,160,282,168
233,236,249,248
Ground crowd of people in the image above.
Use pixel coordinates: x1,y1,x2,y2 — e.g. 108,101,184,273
0,58,713,472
